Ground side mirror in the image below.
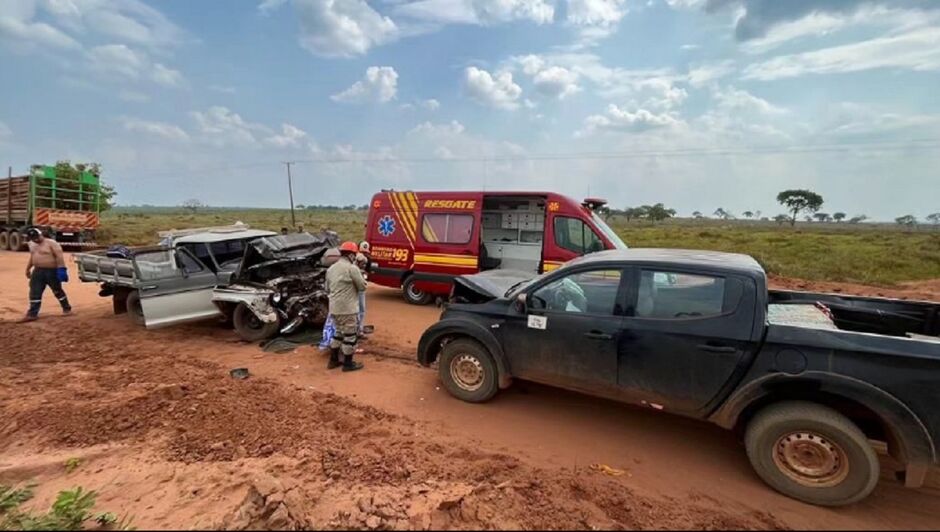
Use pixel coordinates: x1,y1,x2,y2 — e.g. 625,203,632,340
515,293,527,313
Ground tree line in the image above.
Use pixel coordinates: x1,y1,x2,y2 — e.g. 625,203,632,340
605,189,937,227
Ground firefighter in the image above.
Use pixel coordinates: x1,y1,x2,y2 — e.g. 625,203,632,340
20,228,72,322
325,241,367,372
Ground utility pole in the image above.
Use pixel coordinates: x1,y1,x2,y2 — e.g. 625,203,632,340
283,161,296,228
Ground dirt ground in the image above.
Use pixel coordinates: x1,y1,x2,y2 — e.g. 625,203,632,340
1,251,939,530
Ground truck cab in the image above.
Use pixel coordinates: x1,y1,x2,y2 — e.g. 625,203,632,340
365,190,627,305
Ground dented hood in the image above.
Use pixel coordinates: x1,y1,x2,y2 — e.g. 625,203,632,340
452,269,536,303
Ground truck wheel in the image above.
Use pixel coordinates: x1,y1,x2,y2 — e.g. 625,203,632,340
9,231,26,252
233,303,280,342
0,231,9,251
402,276,433,305
125,291,145,325
439,339,499,403
745,401,879,506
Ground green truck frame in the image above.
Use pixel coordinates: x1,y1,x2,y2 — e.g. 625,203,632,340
1,164,102,251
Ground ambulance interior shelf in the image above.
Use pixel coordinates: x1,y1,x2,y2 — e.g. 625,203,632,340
480,197,545,273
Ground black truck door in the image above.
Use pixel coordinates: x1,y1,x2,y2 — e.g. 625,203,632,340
504,267,627,390
617,268,758,414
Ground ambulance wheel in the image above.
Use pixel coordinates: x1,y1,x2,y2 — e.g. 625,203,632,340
403,276,433,305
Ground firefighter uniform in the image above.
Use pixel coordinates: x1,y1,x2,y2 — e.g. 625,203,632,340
325,246,367,371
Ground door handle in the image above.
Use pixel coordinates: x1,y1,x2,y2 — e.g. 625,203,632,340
139,285,158,291
697,344,737,353
584,331,613,340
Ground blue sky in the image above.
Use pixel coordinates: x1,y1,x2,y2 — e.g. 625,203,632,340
1,0,939,220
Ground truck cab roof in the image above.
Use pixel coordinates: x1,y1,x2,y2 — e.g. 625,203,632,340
565,248,765,276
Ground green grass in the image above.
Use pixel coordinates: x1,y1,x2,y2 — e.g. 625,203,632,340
96,208,940,286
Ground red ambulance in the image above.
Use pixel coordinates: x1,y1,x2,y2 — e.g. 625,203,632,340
365,190,628,304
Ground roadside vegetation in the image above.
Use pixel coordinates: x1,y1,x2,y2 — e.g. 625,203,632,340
0,484,131,531
95,206,940,287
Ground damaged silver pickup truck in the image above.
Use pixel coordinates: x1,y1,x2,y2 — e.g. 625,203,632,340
74,225,339,342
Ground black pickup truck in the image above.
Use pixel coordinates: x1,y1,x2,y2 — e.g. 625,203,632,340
417,249,940,506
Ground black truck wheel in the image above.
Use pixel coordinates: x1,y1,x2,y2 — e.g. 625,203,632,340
9,231,26,252
745,401,879,506
439,339,499,403
402,276,433,305
125,290,145,325
233,303,279,342
0,231,9,251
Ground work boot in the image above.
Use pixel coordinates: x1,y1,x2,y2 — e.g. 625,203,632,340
327,348,342,370
17,315,38,323
62,309,73,316
342,355,364,373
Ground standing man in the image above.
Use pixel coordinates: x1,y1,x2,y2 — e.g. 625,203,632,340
325,241,367,372
21,228,72,322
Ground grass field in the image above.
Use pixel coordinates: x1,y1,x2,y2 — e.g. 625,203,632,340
98,207,940,286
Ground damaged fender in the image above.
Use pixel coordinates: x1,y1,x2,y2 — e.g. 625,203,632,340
213,285,278,323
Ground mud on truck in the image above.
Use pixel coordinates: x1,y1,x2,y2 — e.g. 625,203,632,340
74,225,339,342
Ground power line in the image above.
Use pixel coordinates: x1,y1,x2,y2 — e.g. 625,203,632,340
113,137,940,181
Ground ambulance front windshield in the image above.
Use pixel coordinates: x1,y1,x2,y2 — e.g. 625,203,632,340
590,212,628,249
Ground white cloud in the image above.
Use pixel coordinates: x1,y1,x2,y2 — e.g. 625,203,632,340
191,106,269,147
119,117,189,141
680,43,700,51
532,66,581,99
663,0,704,8
566,0,627,41
86,44,148,80
394,0,554,25
742,26,940,80
687,60,735,87
331,66,399,104
711,85,785,116
463,66,522,110
208,85,237,94
0,16,81,51
265,123,309,147
421,98,441,110
409,120,465,136
85,44,187,88
578,104,683,136
819,102,940,137
152,63,185,88
267,0,398,57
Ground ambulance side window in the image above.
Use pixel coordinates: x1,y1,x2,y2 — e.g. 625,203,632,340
554,217,604,255
421,214,473,244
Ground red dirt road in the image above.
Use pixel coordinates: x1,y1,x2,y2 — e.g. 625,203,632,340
1,251,939,530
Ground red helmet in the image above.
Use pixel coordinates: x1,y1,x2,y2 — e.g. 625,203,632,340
339,241,359,254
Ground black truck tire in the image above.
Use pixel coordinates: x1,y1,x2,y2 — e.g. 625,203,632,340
402,276,433,306
0,231,9,251
233,303,279,342
439,339,500,403
125,290,145,325
9,231,26,252
745,401,880,506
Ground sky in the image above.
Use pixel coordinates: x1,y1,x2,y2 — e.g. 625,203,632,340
1,0,939,220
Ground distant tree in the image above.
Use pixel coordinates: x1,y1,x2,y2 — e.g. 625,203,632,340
181,199,206,213
296,204,306,209
777,189,824,226
597,205,613,221
713,208,734,220
804,215,813,222
742,211,754,219
773,214,789,225
927,212,940,225
754,210,762,219
623,206,650,221
848,215,867,224
691,211,704,219
895,214,917,227
645,203,676,222
832,212,846,222
813,212,831,222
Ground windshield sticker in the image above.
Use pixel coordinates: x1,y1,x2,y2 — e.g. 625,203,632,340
527,315,547,330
